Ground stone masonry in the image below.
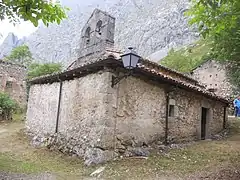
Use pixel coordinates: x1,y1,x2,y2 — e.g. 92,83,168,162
26,61,228,165
26,9,228,165
0,60,27,106
67,9,115,70
191,60,233,99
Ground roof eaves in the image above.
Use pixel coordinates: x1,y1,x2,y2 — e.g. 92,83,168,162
141,59,199,83
28,57,229,104
137,64,229,104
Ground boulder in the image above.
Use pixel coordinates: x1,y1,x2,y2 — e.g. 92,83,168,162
127,147,150,157
84,148,117,166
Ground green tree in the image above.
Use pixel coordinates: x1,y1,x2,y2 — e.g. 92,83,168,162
160,39,213,73
186,0,240,61
0,92,17,121
27,63,62,79
186,0,240,87
26,62,62,100
0,0,68,26
5,45,33,67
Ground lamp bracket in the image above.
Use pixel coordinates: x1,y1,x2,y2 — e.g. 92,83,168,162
111,71,132,88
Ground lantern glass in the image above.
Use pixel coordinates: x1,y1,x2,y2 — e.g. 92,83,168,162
122,54,131,69
121,49,140,69
130,54,140,69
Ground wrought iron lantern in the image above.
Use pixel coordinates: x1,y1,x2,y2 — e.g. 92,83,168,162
121,47,141,69
111,47,141,87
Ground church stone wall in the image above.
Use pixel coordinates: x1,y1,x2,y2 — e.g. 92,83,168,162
167,89,226,142
112,77,226,150
112,77,167,151
26,82,60,135
26,70,227,165
57,72,116,156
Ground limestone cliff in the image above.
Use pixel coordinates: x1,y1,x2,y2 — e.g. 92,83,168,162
0,0,198,65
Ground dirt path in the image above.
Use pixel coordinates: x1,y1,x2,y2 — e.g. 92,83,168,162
0,172,56,180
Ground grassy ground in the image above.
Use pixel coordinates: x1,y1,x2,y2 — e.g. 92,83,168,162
0,118,240,179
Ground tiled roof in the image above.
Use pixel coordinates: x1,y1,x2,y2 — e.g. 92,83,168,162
136,63,228,103
103,48,202,86
29,57,229,104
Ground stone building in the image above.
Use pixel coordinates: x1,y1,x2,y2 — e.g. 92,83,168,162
26,9,229,165
190,60,233,99
0,59,27,106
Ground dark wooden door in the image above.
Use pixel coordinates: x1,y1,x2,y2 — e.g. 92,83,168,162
201,107,207,140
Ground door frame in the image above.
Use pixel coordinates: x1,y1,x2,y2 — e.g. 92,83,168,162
197,100,213,140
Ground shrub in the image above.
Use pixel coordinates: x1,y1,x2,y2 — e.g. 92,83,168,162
0,92,17,121
27,63,62,80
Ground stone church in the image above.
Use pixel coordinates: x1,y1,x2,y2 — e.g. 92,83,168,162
26,9,229,165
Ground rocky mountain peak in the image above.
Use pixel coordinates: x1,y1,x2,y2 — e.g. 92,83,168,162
0,0,199,65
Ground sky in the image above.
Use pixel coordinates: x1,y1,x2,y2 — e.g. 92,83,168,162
0,0,61,44
0,20,37,44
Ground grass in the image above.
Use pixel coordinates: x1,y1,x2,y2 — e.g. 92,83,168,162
0,127,94,178
0,153,44,173
0,118,240,179
12,112,25,122
160,38,213,73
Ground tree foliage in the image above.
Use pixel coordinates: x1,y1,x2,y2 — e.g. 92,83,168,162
26,62,62,100
186,0,240,61
186,0,240,86
0,92,17,121
5,45,62,78
0,0,68,26
27,63,62,79
160,39,213,73
4,45,33,66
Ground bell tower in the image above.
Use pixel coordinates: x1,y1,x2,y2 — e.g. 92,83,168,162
77,9,115,63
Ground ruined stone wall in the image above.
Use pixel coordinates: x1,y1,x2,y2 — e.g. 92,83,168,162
0,61,27,106
191,60,233,98
26,82,60,135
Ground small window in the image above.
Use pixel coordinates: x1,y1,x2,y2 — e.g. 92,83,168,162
169,105,175,117
216,74,218,77
6,81,12,88
209,75,212,77
215,84,217,86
